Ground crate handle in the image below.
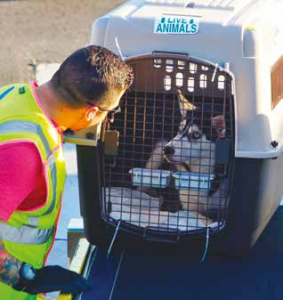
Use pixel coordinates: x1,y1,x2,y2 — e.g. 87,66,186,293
152,51,189,59
143,226,181,243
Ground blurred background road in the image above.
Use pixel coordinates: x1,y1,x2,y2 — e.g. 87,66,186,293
0,0,124,85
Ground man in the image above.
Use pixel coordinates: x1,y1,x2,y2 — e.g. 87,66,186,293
0,45,133,299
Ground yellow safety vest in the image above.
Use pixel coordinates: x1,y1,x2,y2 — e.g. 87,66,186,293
0,83,66,300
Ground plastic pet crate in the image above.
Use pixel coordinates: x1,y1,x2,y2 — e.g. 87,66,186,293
67,0,283,257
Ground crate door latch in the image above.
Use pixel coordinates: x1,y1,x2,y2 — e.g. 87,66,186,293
104,130,120,156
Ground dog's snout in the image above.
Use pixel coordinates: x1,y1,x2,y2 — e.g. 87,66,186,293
164,146,175,156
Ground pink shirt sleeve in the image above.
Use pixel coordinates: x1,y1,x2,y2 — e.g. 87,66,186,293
0,141,42,222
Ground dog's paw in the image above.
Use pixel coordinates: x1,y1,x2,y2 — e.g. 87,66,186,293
136,187,160,198
205,208,224,221
161,201,183,213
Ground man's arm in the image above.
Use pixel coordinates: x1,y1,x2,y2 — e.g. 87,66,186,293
0,239,22,286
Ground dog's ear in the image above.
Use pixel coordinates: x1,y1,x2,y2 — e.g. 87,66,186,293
176,89,197,119
212,115,226,138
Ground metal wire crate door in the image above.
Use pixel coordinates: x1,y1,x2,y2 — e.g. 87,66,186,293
101,53,234,241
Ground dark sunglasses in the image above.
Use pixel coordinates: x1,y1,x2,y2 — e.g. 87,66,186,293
86,100,121,114
87,102,121,123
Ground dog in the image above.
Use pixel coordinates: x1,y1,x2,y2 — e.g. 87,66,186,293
137,89,227,225
163,89,227,223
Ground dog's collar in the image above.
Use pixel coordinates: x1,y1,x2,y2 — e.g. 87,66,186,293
216,128,226,139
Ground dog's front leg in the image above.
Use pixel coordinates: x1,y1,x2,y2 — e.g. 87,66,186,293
137,140,167,197
144,140,167,170
179,189,213,225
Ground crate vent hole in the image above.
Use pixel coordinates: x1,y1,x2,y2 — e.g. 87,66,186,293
178,60,186,70
218,75,225,90
188,77,195,92
154,59,162,68
176,73,183,87
166,59,174,72
189,63,197,74
164,75,171,91
200,74,207,89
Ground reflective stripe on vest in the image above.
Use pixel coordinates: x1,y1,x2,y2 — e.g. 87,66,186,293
45,152,57,215
0,222,54,244
0,86,15,100
0,120,51,154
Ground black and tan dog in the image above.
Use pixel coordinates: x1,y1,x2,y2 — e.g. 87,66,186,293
163,89,227,223
141,89,227,224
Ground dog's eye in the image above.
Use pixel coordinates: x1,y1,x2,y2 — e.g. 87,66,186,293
191,131,201,140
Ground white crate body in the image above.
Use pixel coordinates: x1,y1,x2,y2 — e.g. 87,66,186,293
90,0,283,159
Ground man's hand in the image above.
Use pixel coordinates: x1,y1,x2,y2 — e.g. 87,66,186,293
13,264,91,295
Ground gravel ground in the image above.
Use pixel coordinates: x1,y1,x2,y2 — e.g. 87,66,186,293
0,0,124,85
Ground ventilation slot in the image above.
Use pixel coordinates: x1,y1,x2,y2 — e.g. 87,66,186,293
178,60,186,70
166,59,174,73
154,59,162,68
188,77,195,92
218,75,225,90
164,75,171,90
200,74,207,89
189,63,197,74
176,73,183,87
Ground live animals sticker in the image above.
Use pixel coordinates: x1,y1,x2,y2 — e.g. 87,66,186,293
154,15,199,35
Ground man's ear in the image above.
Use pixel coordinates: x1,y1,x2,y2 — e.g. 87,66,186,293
85,106,99,121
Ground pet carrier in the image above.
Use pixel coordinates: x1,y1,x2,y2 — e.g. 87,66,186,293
66,0,283,256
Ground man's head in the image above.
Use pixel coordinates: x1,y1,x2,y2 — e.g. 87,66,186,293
45,45,133,130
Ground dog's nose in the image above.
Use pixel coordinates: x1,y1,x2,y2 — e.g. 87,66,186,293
164,146,175,156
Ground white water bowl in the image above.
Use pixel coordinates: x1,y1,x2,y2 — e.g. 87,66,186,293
129,168,171,188
173,172,214,190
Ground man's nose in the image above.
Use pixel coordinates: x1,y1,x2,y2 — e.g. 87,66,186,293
164,146,175,156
